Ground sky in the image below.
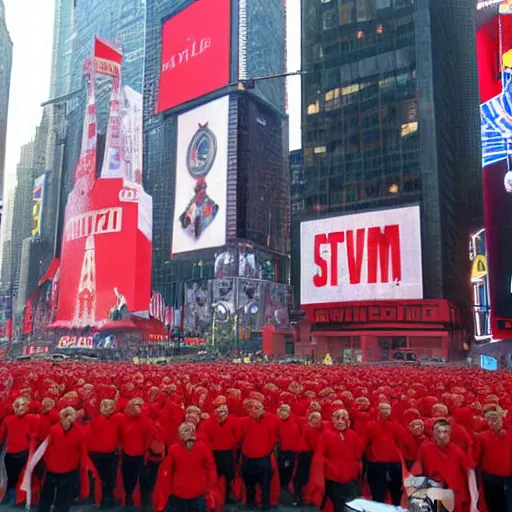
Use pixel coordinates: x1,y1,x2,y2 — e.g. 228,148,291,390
2,0,301,194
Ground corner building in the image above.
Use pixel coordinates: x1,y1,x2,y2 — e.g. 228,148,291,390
143,0,291,354
294,0,482,362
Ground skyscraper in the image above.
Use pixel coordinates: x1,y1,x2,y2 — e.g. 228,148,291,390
0,0,12,201
294,0,481,360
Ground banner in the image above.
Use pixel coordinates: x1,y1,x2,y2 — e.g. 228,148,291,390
32,175,45,238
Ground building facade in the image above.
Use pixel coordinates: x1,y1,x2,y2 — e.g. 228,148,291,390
0,0,12,201
290,149,304,215
143,0,291,353
294,0,481,361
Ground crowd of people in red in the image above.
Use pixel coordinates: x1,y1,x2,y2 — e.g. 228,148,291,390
0,362,510,512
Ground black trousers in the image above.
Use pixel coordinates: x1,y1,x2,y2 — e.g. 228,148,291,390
212,450,235,500
241,455,273,509
89,451,118,503
293,451,313,500
167,495,206,512
367,461,402,506
121,452,145,498
321,479,358,512
482,471,512,512
277,450,295,489
5,450,28,492
38,469,79,512
140,459,161,494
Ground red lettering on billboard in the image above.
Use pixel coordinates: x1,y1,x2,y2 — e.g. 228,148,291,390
313,225,401,287
158,0,231,113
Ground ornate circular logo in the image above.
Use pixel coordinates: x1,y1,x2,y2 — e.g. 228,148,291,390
186,123,217,179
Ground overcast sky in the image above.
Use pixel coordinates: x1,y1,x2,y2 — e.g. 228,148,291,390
2,0,301,194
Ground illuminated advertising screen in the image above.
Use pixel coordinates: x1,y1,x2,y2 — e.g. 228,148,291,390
158,0,231,113
300,206,423,306
32,174,45,238
478,14,512,336
171,95,229,255
480,354,498,370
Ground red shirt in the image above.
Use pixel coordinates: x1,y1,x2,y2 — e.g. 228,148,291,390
277,417,300,452
119,414,159,456
415,441,470,512
475,428,512,477
315,428,364,483
164,441,218,499
87,413,123,453
38,409,61,442
299,424,324,452
44,423,86,474
402,432,427,462
365,419,406,463
0,413,38,453
202,415,240,451
240,413,278,458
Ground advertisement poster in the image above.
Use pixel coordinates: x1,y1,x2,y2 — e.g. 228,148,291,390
300,206,423,305
158,0,231,113
32,174,45,238
478,14,512,336
172,95,229,255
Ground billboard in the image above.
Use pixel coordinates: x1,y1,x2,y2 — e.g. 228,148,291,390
477,14,512,337
32,174,45,238
54,39,153,329
157,0,231,113
172,95,229,255
300,206,423,305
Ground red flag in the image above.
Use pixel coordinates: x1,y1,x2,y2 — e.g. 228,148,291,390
23,295,34,335
94,37,123,64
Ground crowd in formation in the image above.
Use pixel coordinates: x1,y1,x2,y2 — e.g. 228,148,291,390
0,362,510,512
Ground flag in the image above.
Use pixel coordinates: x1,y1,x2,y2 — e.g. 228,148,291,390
149,291,165,323
164,307,173,328
94,37,123,64
21,437,48,509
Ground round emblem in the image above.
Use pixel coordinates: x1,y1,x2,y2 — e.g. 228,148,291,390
186,123,217,178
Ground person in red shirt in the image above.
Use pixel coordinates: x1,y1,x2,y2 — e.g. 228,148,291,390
312,409,363,511
153,422,218,512
0,396,38,505
402,418,427,469
38,406,88,512
364,402,407,506
414,418,475,512
294,411,323,506
38,398,60,442
87,398,123,508
276,404,300,498
202,400,240,503
119,397,159,506
239,400,278,510
475,410,512,511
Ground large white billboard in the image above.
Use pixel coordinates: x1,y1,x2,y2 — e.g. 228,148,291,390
300,206,423,305
172,96,229,255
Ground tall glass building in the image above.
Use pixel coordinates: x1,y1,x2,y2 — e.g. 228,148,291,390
0,0,12,201
296,0,482,307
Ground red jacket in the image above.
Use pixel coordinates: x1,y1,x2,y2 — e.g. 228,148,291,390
44,423,87,474
365,418,406,463
277,417,300,452
163,441,217,499
240,413,278,459
0,413,38,453
202,415,240,451
299,424,324,452
315,428,364,483
402,432,427,462
119,414,159,456
38,409,60,442
475,428,512,477
87,413,123,453
415,441,471,512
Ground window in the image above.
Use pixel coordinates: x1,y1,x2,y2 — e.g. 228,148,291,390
307,100,320,115
339,2,354,25
357,0,375,22
322,10,338,30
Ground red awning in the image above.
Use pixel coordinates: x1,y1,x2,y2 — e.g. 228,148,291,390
38,258,60,287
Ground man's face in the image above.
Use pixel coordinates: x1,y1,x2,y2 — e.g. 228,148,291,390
128,398,143,417
215,405,228,424
332,410,349,432
41,398,55,414
432,404,449,418
379,403,391,420
249,401,264,420
179,423,196,449
60,407,77,431
409,420,425,437
433,424,451,446
185,411,200,425
308,412,322,428
100,399,115,417
13,398,28,417
278,405,291,420
487,412,503,432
